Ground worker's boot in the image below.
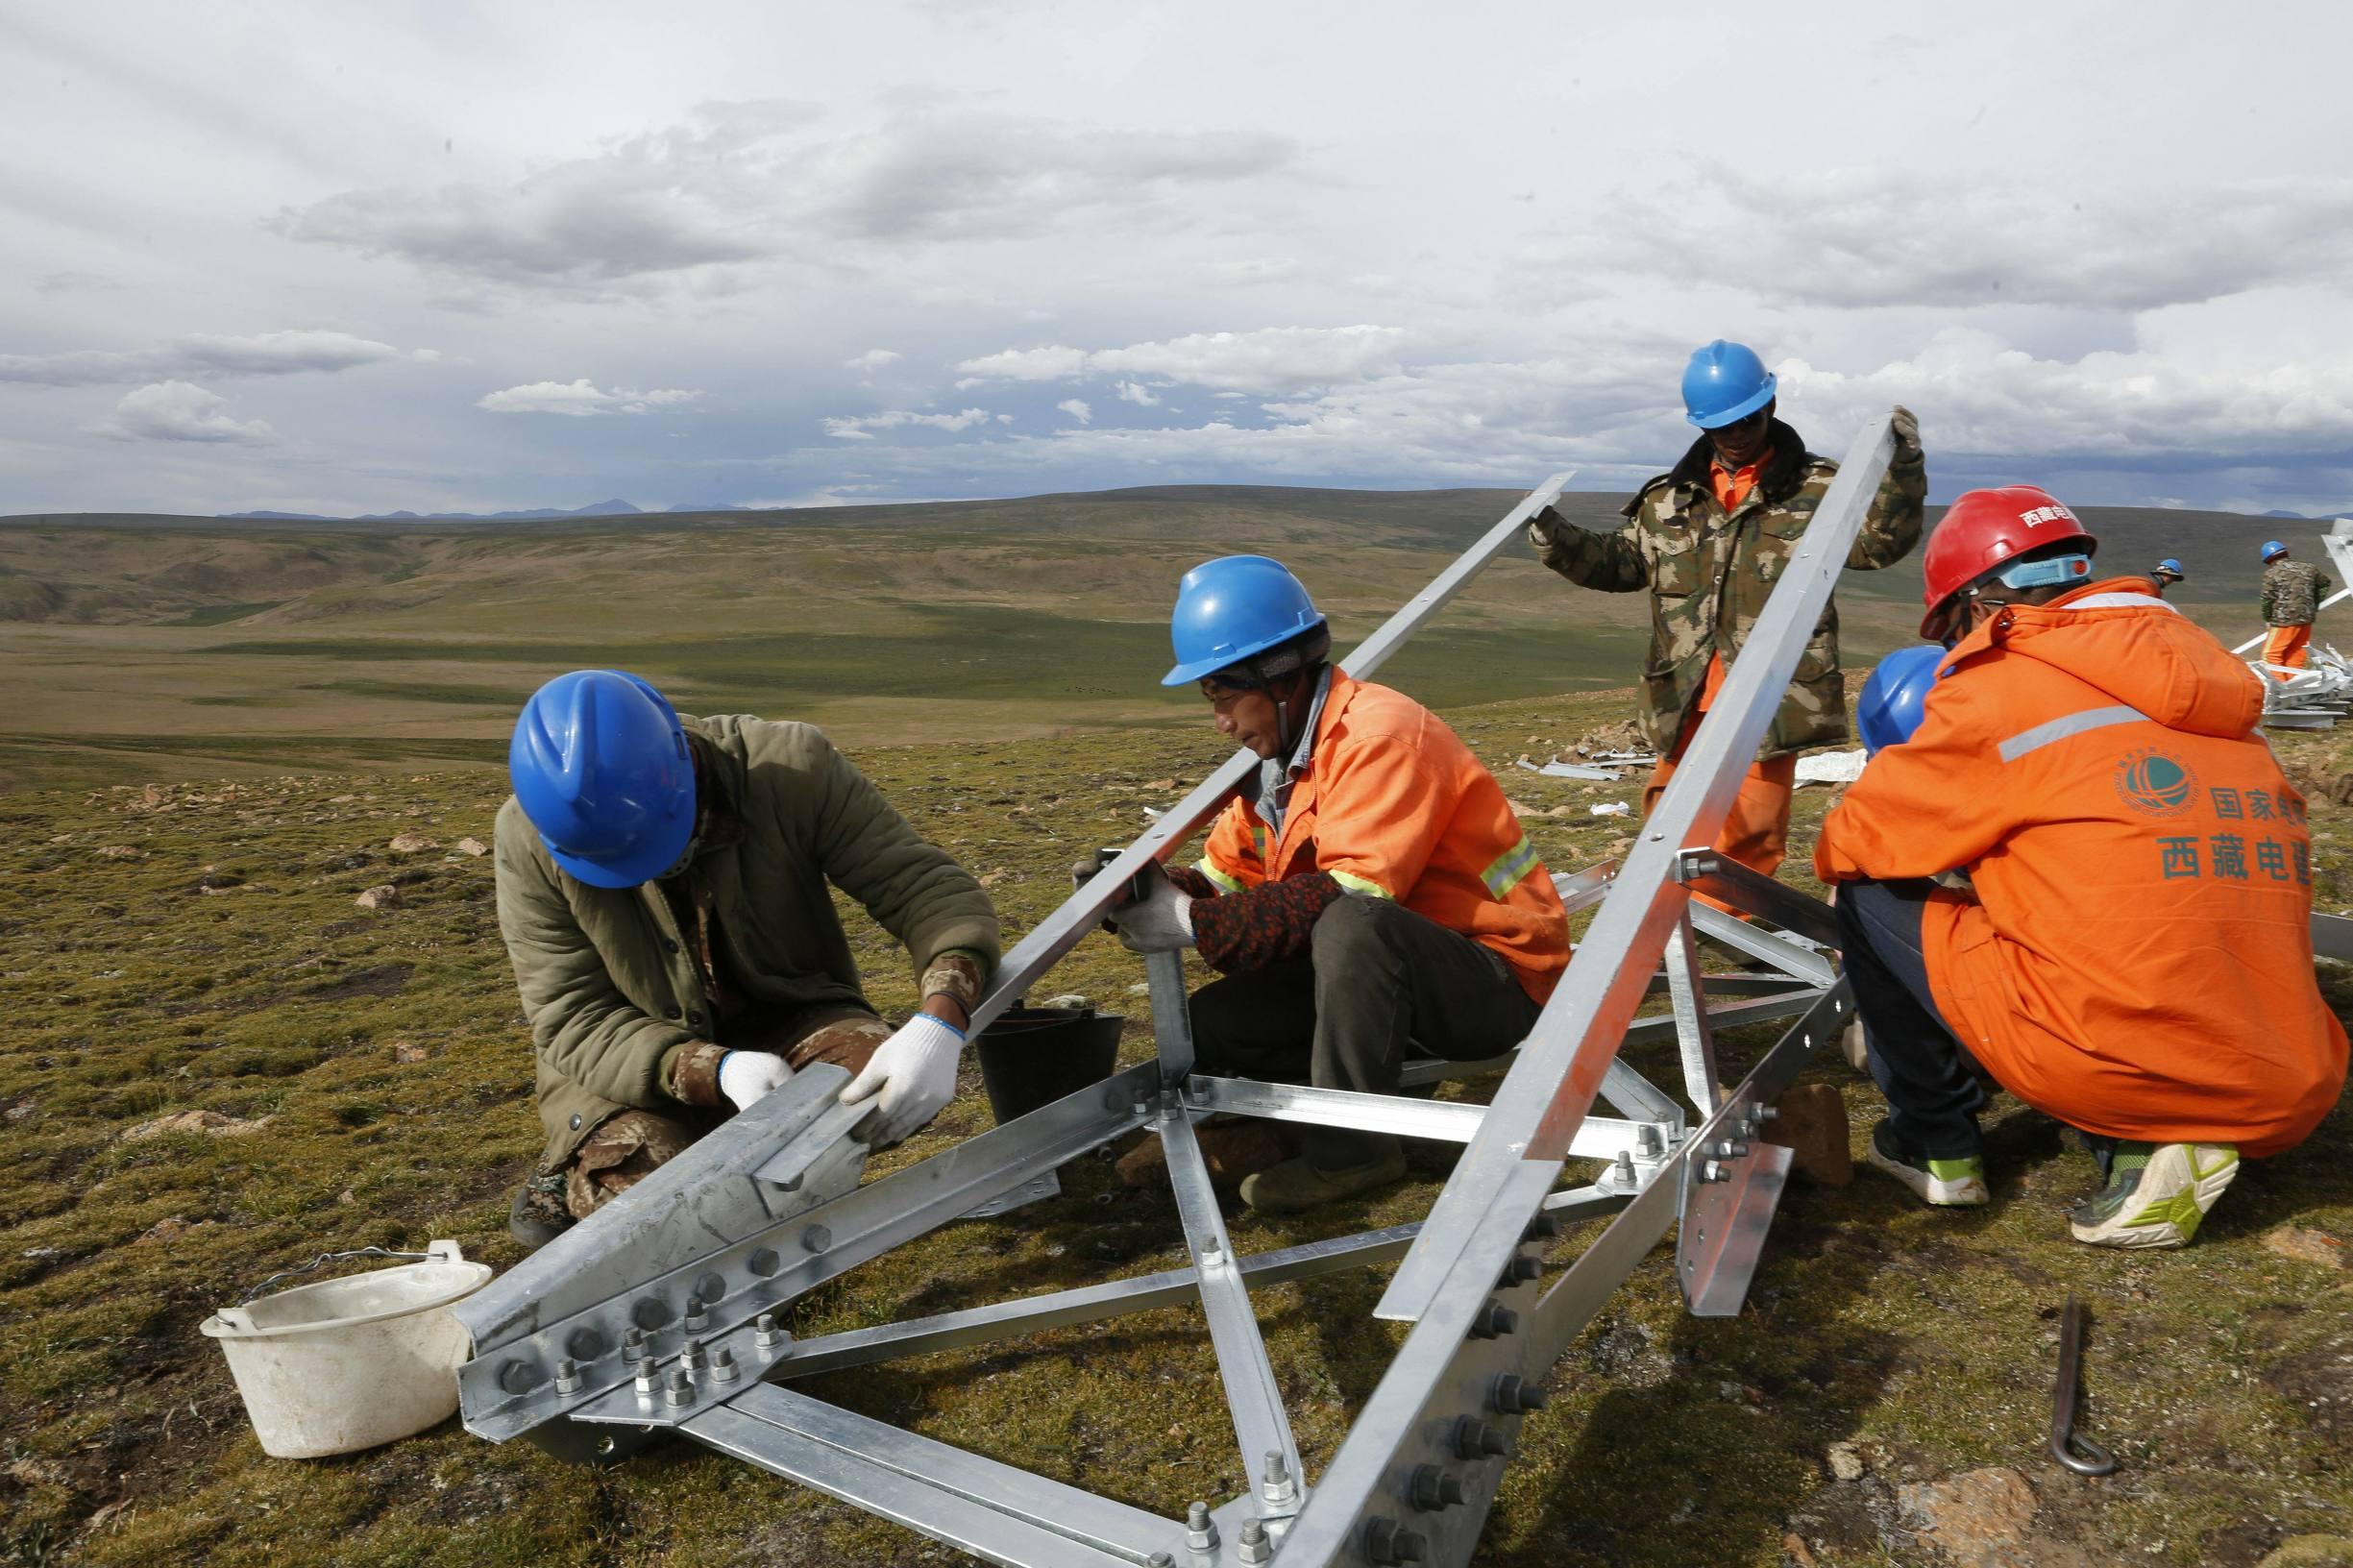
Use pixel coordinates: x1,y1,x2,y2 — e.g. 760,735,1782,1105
1114,1117,1291,1190
1238,1136,1408,1214
2068,1141,2239,1249
1863,1119,1988,1207
507,1172,575,1253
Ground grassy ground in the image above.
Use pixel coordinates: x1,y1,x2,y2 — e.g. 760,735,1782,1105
3,683,2350,1568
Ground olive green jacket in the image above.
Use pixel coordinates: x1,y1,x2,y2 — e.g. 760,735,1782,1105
1529,421,1927,756
494,715,1000,1166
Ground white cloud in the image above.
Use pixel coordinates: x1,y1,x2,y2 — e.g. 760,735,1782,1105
271,104,1300,293
821,405,995,439
1056,399,1091,425
93,380,278,445
476,380,703,416
955,325,1411,393
1115,380,1159,406
845,349,902,372
0,330,427,386
952,345,1091,382
1529,171,2353,313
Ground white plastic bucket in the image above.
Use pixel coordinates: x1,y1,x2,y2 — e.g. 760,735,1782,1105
201,1239,493,1458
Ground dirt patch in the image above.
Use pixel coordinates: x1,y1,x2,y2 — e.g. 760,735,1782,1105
296,962,414,1002
2265,1326,2353,1451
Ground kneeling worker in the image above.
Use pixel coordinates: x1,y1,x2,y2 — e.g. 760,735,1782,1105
1816,487,2346,1247
496,670,999,1248
1099,556,1569,1213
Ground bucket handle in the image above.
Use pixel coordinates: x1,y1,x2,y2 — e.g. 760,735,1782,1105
237,1240,464,1304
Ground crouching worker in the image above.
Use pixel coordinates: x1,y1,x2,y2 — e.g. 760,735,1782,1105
495,670,999,1249
1816,487,2347,1248
1098,556,1569,1213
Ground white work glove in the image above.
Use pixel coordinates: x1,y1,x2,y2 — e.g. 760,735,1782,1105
1112,863,1196,954
838,1013,966,1146
1891,404,1922,460
718,1050,793,1113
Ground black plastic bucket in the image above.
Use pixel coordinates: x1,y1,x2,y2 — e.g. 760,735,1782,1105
975,1006,1125,1126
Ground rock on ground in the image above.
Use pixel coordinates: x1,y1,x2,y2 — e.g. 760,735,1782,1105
387,832,440,853
1897,1466,2039,1568
453,836,490,856
2264,1225,2347,1268
355,884,402,909
1825,1441,1866,1482
121,1109,272,1142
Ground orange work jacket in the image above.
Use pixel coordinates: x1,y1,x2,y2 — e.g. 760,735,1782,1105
1816,578,2347,1156
1196,670,1569,1003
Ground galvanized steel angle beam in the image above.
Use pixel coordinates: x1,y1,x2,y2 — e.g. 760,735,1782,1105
688,1384,1170,1567
1373,417,1899,1328
457,1058,1164,1440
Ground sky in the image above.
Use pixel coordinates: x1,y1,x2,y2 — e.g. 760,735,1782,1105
4,0,2351,518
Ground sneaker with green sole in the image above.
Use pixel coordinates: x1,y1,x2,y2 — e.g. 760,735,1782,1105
2068,1141,2238,1249
1864,1119,1989,1207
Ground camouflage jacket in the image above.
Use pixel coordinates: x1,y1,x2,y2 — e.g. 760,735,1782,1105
2263,559,2331,626
1529,420,1926,756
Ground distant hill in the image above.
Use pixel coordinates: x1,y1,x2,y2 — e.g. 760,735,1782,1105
218,498,644,523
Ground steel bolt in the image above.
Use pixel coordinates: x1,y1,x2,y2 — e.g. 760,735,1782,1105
1236,1519,1273,1564
681,1337,707,1371
1468,1299,1519,1339
1409,1463,1467,1511
1711,1139,1751,1161
663,1368,693,1408
1147,1556,1174,1568
553,1358,581,1395
1365,1517,1429,1564
1197,1240,1225,1269
709,1347,739,1384
1184,1500,1219,1551
1452,1416,1509,1460
632,1357,658,1395
1490,1373,1549,1415
1522,1211,1561,1241
1499,1255,1542,1286
802,1224,832,1254
1634,1123,1663,1158
1260,1449,1296,1504
752,1312,785,1350
623,1326,646,1352
683,1294,708,1332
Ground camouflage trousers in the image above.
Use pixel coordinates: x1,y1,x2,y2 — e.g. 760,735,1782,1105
561,1006,894,1221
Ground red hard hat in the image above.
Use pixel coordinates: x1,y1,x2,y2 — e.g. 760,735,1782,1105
1918,484,2097,637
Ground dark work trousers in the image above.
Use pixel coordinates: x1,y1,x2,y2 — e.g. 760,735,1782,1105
1834,877,1987,1161
1187,896,1543,1169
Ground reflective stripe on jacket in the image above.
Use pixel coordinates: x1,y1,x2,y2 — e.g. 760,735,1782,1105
1197,671,1569,1002
1815,578,2347,1156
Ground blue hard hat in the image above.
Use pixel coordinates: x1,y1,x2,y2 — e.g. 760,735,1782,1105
1163,555,1328,687
2154,558,2184,576
509,670,697,889
1681,339,1777,429
1857,646,1947,756
2262,540,2290,562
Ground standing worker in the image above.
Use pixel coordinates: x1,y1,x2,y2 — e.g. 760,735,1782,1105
1528,340,1927,892
2259,540,2330,677
1091,556,1570,1213
495,670,999,1249
1818,487,2346,1246
2150,558,2185,599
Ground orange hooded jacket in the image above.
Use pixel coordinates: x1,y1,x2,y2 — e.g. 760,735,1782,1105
1197,670,1569,1003
1816,577,2347,1157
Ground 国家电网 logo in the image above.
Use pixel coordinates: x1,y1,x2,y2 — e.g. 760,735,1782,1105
2115,747,2197,819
